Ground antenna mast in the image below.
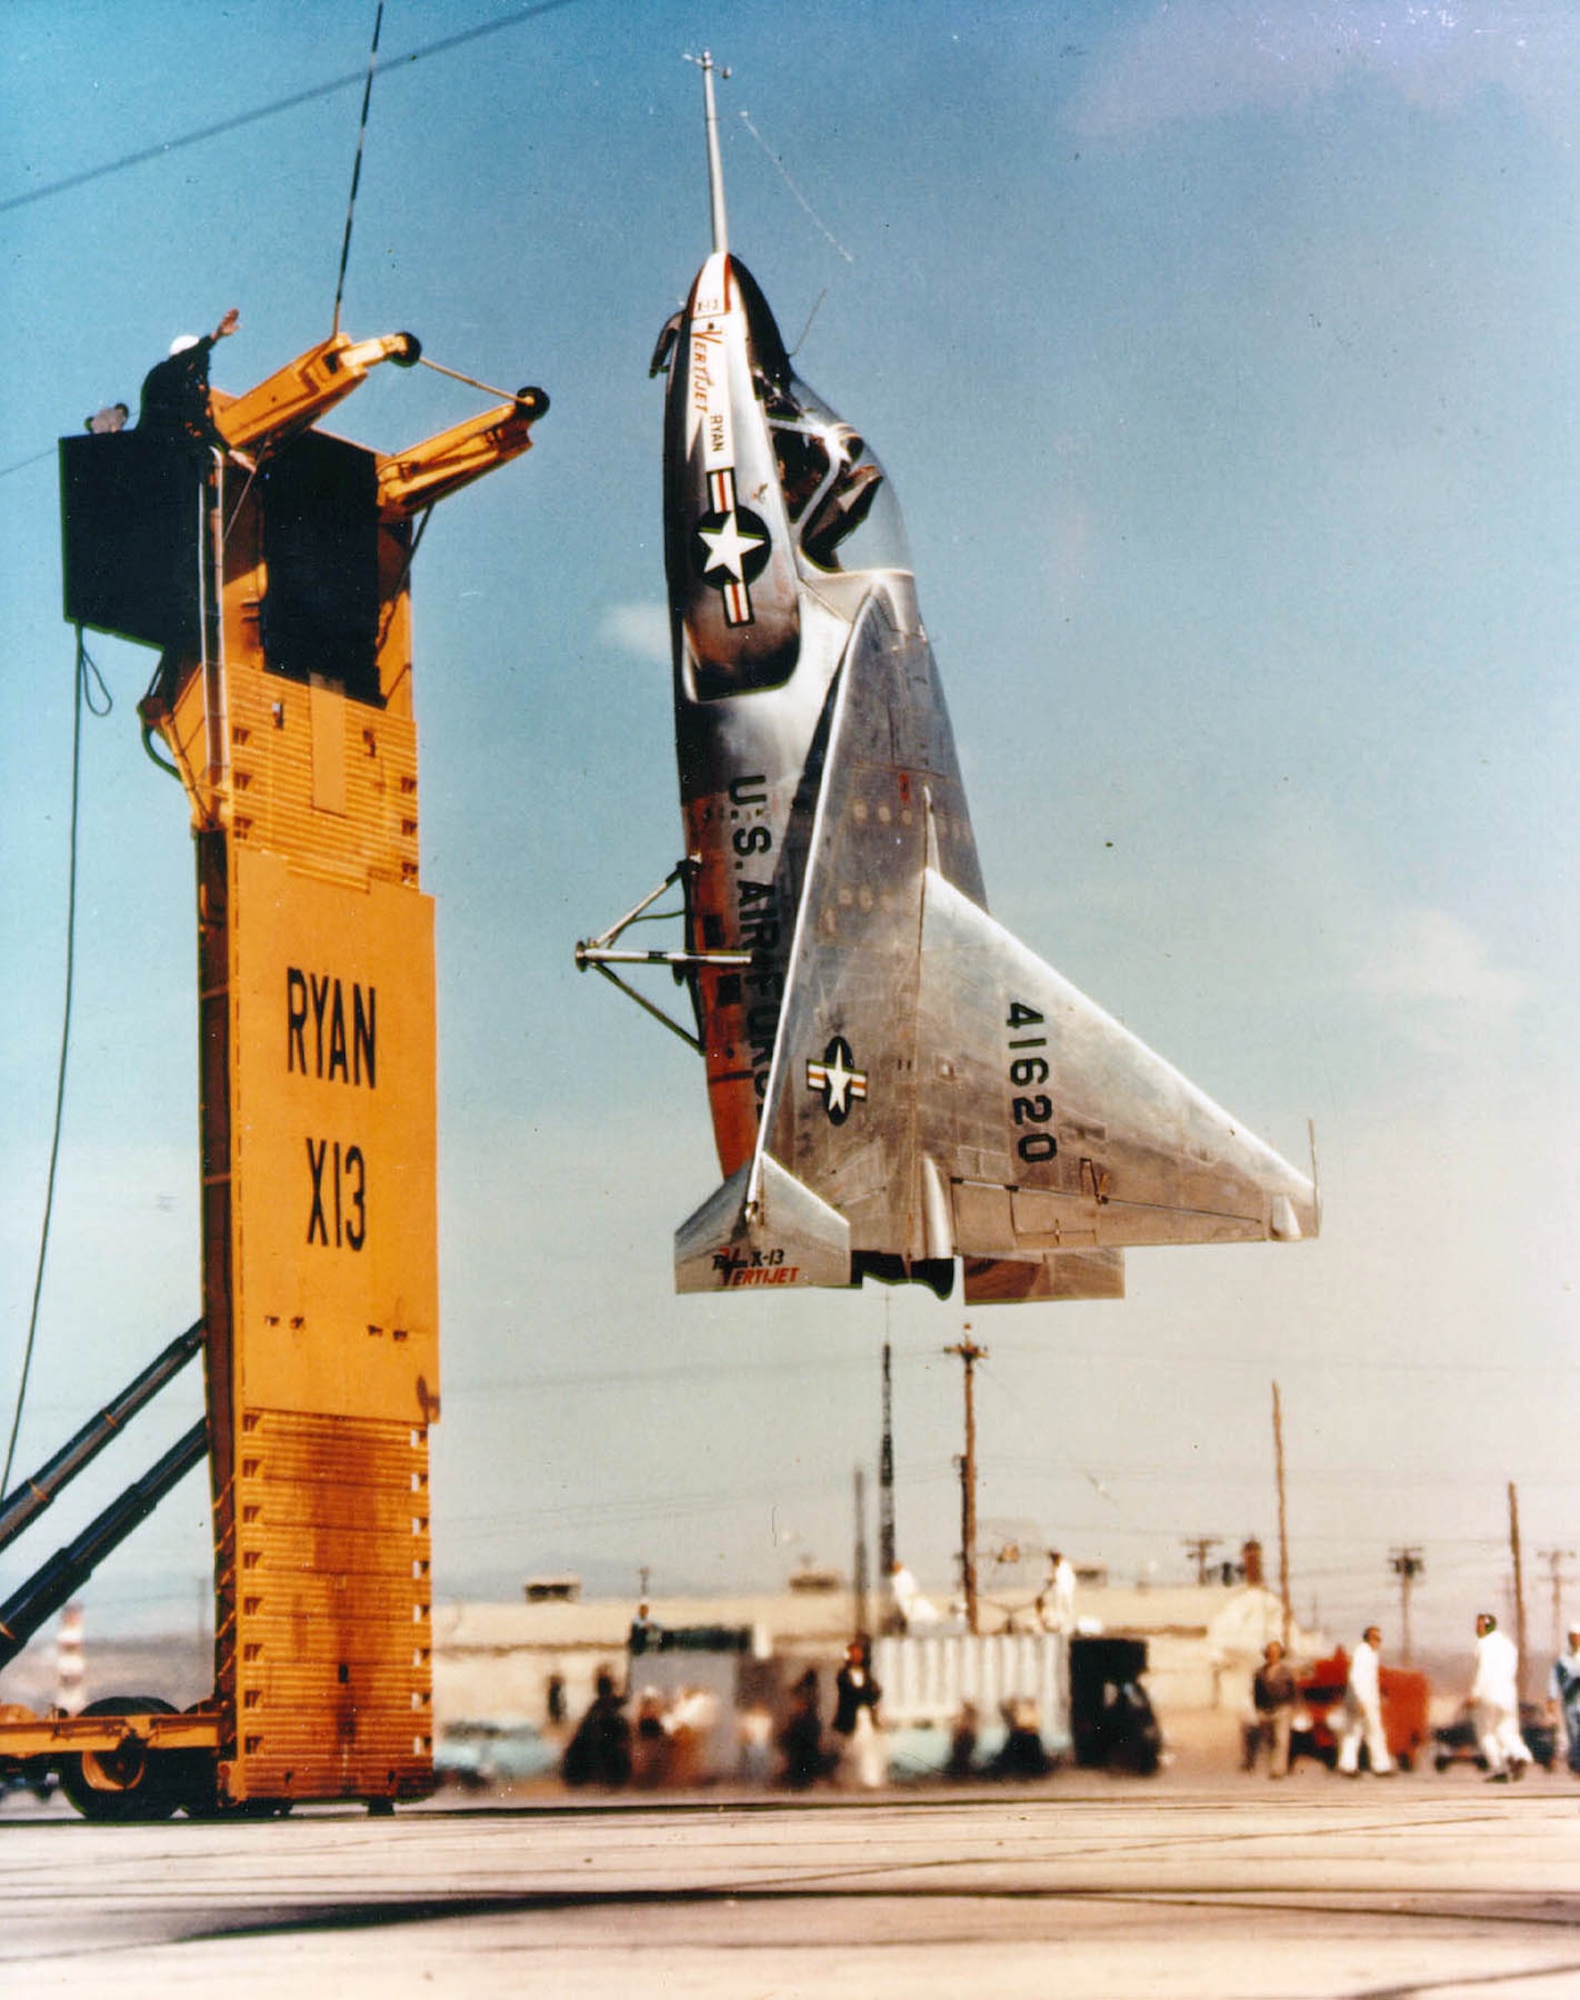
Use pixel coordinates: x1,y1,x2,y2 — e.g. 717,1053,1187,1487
688,49,730,254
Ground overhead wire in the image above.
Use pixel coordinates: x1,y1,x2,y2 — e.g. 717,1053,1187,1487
332,1,385,339
0,445,58,482
2,633,111,1496
0,6,577,484
737,110,854,265
972,1345,1143,1534
0,0,583,218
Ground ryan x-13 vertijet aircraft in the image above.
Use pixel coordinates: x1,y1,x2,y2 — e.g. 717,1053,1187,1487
577,56,1318,1303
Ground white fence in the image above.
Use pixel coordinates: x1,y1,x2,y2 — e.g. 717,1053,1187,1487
874,1631,1069,1749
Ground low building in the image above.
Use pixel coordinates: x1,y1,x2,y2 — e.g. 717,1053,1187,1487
431,1580,1326,1734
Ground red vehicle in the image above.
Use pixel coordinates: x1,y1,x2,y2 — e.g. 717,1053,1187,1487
1290,1650,1430,1772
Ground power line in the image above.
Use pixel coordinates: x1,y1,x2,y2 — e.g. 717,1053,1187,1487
1537,1547,1575,1657
986,1339,1580,1380
331,1,386,338
0,445,58,482
0,0,582,217
2,636,111,1495
1182,1535,1223,1586
1390,1546,1425,1663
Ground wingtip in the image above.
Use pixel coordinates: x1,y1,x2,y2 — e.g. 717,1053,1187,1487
675,1154,850,1293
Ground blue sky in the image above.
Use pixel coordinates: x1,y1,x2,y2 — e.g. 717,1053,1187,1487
1,1,1576,1659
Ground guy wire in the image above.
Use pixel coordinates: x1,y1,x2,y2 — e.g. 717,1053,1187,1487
332,1,385,337
3,635,111,1494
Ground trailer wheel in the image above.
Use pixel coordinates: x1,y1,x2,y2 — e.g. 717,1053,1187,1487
59,1698,183,1823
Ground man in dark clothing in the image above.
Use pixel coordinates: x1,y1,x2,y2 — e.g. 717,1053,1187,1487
1251,1639,1299,1777
832,1635,886,1787
990,1699,1053,1779
138,307,241,463
831,1637,881,1736
779,1668,826,1789
561,1670,632,1788
946,1700,979,1779
133,307,246,728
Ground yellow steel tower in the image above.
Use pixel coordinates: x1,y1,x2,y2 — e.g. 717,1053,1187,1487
6,329,544,1814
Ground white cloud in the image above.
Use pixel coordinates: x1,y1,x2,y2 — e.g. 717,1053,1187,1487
1067,2,1578,141
599,601,671,664
1356,904,1528,1051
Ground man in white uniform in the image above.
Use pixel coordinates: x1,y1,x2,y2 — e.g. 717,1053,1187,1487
1336,1625,1393,1776
1549,1626,1580,1778
888,1561,941,1631
1037,1550,1077,1635
1471,1611,1532,1780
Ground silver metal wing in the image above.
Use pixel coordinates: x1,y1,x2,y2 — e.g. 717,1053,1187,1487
675,587,1317,1298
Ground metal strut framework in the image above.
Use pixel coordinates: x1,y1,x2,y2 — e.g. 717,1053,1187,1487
575,859,750,1053
0,1323,202,1557
0,1421,209,1675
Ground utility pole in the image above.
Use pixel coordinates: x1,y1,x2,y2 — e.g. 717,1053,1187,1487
878,1337,898,1631
1508,1481,1528,1700
945,1327,987,1635
853,1465,870,1640
1183,1535,1222,1587
1538,1548,1575,1658
1272,1382,1291,1646
1389,1547,1424,1665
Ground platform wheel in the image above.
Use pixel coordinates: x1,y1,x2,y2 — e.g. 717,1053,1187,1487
172,1724,223,1820
58,1697,183,1823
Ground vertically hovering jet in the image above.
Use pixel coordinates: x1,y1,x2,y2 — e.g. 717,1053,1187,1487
578,56,1319,1302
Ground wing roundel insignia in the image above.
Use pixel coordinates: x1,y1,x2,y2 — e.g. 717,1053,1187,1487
806,1035,868,1125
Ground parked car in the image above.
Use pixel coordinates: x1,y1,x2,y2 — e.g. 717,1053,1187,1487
1431,1700,1557,1773
435,1720,557,1790
0,1760,55,1808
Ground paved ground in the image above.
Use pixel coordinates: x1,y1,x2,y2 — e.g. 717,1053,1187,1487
3,1768,1577,1998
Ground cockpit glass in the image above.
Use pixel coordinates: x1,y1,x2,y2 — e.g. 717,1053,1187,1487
769,375,911,576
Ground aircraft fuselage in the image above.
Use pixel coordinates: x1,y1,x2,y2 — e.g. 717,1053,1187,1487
663,250,983,1183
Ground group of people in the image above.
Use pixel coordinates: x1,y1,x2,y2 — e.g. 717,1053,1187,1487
945,1697,1054,1780
565,1636,891,1792
888,1549,1078,1638
560,1668,726,1790
779,1636,886,1789
1248,1613,1580,1781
